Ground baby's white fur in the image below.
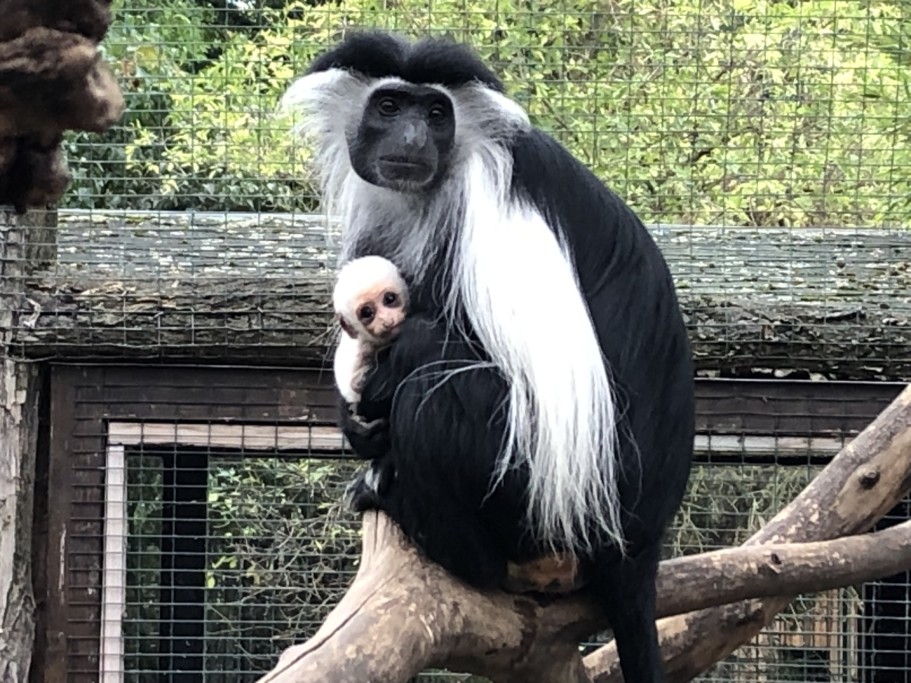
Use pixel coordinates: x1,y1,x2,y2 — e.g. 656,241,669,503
333,335,363,404
332,256,409,405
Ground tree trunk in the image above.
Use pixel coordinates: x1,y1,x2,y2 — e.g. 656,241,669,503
0,207,43,682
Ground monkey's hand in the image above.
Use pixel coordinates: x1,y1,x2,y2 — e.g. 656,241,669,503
336,391,391,459
347,460,395,513
341,408,391,460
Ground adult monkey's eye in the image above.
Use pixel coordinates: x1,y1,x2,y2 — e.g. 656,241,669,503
377,97,400,117
428,103,449,122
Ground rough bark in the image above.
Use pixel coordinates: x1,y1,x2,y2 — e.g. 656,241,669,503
0,209,44,683
259,511,602,683
13,212,911,381
259,384,911,683
0,0,123,211
0,2,120,677
655,518,911,618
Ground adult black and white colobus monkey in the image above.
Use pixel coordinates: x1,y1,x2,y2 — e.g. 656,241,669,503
282,31,695,683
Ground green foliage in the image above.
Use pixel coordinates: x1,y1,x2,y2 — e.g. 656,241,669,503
65,0,910,226
667,463,817,555
124,453,363,678
202,456,362,639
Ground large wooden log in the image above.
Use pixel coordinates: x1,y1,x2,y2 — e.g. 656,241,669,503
258,384,911,682
12,211,911,380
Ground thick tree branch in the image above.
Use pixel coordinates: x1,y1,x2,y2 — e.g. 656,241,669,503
258,514,911,683
260,512,602,683
258,383,911,683
656,518,911,618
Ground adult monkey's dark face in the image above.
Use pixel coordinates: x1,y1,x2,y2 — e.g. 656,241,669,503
349,83,456,193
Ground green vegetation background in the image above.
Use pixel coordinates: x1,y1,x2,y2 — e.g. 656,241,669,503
67,0,909,228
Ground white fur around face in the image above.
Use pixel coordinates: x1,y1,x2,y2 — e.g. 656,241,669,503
282,67,623,554
333,255,409,322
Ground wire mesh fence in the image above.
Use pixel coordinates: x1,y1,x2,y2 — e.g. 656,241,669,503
62,0,911,227
8,1,911,682
121,446,362,680
48,366,910,683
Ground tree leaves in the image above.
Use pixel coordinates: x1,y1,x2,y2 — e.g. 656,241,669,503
64,0,911,227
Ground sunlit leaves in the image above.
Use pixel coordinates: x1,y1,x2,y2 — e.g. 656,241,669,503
65,0,910,227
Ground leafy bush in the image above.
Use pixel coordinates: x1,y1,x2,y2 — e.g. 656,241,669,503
65,0,910,227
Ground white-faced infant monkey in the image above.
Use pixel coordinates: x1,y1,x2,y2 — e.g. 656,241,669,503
333,255,409,414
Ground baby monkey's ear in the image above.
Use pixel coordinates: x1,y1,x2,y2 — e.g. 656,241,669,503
338,314,358,339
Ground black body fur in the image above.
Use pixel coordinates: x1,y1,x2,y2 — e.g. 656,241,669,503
318,31,695,683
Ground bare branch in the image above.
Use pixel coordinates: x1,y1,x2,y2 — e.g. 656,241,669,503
655,518,911,619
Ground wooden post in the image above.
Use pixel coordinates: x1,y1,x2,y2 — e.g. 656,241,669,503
0,207,49,681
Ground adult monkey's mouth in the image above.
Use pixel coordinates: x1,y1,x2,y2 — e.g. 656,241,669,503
378,156,433,181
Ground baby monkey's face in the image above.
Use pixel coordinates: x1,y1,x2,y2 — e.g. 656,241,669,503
354,284,406,342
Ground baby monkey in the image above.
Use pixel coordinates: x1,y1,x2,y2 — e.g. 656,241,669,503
333,255,409,409
333,255,409,511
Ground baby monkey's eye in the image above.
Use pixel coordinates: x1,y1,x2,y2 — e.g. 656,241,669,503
358,304,375,322
383,291,399,306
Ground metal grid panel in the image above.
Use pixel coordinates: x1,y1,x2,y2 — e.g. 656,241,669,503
62,0,910,228
46,366,351,682
44,367,911,682
117,443,361,680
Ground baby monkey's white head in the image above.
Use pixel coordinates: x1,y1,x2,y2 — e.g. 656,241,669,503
333,255,409,343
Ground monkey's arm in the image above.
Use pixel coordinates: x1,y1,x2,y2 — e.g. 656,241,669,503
333,332,393,458
339,394,391,460
333,333,367,405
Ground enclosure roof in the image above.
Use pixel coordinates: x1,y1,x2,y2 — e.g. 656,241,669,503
12,209,911,381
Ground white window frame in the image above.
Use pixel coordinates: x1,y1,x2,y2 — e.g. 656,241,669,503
99,422,846,682
100,421,346,683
